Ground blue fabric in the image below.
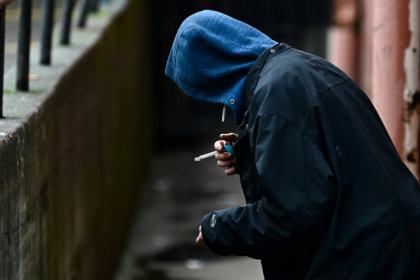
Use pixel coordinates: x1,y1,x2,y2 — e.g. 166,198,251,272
165,10,277,124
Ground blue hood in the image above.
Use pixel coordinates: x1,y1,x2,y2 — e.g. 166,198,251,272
165,10,277,124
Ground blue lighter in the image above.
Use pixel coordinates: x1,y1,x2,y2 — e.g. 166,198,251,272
194,143,235,162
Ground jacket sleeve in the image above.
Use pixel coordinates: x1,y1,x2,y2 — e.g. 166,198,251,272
201,113,336,259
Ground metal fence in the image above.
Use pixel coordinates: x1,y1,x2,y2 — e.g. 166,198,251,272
0,0,105,118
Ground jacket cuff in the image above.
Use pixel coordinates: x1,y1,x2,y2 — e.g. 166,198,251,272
201,211,230,256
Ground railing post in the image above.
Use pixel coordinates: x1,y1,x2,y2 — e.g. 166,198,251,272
91,0,99,12
0,7,5,118
16,0,32,92
77,0,91,28
60,0,74,45
40,0,55,65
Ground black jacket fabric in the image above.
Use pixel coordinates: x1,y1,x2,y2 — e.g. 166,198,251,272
201,43,420,279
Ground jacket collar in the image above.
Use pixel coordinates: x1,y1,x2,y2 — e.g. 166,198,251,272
244,43,291,113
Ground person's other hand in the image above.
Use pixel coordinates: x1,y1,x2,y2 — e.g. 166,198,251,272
214,133,238,175
196,226,205,247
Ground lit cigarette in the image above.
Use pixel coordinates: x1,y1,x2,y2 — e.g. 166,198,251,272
194,151,218,162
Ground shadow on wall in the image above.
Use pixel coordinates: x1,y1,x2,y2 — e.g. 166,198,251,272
150,0,332,152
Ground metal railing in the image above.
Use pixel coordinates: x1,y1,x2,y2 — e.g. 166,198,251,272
0,0,107,118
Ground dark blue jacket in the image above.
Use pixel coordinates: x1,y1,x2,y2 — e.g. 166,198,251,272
201,43,420,279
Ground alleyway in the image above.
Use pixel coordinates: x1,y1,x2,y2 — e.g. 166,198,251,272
114,146,264,280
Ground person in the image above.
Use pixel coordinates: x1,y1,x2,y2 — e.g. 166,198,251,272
165,10,420,280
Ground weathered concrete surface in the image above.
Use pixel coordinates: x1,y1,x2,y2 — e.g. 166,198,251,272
0,0,152,279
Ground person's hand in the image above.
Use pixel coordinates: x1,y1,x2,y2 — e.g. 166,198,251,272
214,133,238,175
196,226,205,247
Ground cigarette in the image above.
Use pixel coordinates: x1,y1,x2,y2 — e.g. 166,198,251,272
194,150,218,161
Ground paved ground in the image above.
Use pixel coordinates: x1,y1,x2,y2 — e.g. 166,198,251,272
113,146,264,280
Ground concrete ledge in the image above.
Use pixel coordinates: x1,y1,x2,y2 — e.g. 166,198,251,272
0,0,152,278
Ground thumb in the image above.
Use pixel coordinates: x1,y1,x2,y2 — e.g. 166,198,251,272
220,133,237,142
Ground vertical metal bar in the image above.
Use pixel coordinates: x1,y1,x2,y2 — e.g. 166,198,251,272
91,0,99,12
0,7,5,118
77,0,91,28
40,0,55,65
16,0,32,92
60,0,74,45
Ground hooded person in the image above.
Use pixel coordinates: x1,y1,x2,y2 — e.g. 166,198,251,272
165,10,277,125
165,10,420,280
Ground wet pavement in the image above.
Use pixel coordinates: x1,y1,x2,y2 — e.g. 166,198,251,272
113,146,264,280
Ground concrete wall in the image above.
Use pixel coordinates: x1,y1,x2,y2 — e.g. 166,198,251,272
0,0,152,279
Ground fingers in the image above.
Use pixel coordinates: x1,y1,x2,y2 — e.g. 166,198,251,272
216,154,236,167
224,165,238,176
196,226,205,247
214,133,238,152
213,133,239,176
214,141,225,152
220,133,238,143
196,232,204,246
216,154,238,176
214,133,238,175
215,150,234,161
